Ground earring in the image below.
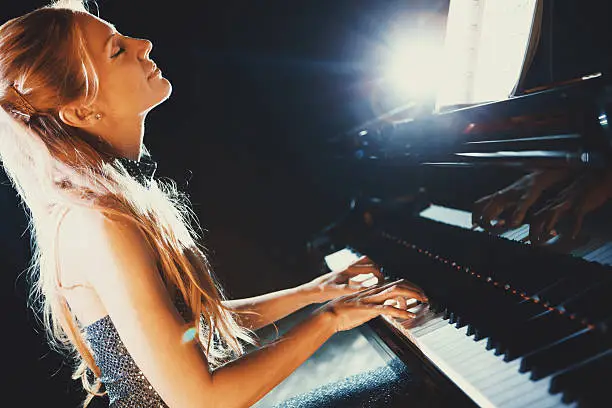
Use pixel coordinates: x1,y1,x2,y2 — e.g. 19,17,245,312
94,113,102,120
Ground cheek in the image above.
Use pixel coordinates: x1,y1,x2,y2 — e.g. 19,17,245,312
104,73,151,108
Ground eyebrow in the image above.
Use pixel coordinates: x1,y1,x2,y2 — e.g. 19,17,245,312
104,33,116,52
103,23,119,52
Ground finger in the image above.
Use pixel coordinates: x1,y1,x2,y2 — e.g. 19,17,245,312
367,279,427,299
475,200,494,229
378,277,426,295
481,202,506,231
529,219,546,245
360,280,428,301
472,196,492,227
337,277,377,295
472,194,501,228
348,273,379,288
353,278,404,300
364,286,428,304
571,210,585,240
396,295,408,310
342,279,398,301
511,192,539,227
372,304,417,320
545,207,565,235
353,256,374,266
346,264,385,281
383,296,409,310
389,279,427,297
474,194,494,206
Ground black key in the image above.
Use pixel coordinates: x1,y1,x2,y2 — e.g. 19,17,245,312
502,311,586,361
561,279,612,322
549,349,612,404
549,350,612,401
519,327,610,380
487,300,555,353
455,315,468,329
532,269,610,309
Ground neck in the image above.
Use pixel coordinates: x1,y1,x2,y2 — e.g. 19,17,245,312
96,114,146,161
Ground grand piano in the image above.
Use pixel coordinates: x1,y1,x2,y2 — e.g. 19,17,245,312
306,72,612,408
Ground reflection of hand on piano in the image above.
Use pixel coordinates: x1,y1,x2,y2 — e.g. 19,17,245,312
472,169,570,231
529,169,612,244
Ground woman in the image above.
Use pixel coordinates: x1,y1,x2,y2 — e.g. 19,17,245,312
0,1,427,407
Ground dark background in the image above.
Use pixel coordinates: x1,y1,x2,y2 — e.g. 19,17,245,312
0,0,611,406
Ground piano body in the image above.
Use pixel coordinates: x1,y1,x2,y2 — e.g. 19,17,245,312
308,73,612,407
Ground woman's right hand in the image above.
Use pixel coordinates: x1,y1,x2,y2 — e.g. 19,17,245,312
320,279,428,333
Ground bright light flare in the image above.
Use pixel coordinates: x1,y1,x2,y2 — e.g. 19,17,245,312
379,33,442,102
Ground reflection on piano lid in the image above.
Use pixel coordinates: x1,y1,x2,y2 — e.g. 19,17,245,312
342,73,612,169
419,204,612,266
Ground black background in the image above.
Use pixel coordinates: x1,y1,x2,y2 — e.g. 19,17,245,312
0,0,611,406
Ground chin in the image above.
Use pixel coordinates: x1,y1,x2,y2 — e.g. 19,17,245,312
149,79,173,109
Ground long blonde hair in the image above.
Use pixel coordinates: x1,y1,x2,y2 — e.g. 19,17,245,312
0,1,257,406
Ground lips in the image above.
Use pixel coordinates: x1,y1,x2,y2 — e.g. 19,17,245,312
147,63,158,79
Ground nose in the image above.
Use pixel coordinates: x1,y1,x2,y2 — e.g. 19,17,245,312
138,38,153,60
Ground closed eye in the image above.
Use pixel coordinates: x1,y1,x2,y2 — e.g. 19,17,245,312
111,47,125,58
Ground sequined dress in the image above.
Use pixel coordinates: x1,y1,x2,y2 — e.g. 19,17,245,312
83,154,413,407
84,314,170,407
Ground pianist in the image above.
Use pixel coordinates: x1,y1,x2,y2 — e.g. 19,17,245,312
0,2,427,407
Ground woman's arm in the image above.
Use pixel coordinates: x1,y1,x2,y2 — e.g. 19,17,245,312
212,310,335,407
224,257,385,331
222,286,322,331
60,208,337,408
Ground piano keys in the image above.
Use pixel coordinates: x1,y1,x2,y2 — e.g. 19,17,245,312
315,199,611,408
308,70,612,407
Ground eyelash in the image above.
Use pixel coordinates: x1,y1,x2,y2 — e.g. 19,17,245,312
111,47,125,58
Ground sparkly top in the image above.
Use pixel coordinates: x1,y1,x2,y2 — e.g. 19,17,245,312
83,296,190,407
114,153,158,188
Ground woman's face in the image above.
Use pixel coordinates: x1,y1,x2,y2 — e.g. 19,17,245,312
76,12,171,119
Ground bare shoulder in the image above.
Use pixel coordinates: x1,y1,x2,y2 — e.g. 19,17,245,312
60,206,145,246
58,206,160,298
59,206,214,405
59,208,143,279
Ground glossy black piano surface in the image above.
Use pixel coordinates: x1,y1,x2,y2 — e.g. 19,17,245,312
308,199,611,408
304,74,612,408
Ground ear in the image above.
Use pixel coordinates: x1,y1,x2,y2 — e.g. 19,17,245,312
58,103,99,128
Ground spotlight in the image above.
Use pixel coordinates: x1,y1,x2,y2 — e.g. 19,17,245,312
379,29,442,104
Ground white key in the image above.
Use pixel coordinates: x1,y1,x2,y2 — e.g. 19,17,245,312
325,244,576,407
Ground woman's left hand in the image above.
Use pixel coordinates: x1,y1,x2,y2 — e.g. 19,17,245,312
301,256,387,303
